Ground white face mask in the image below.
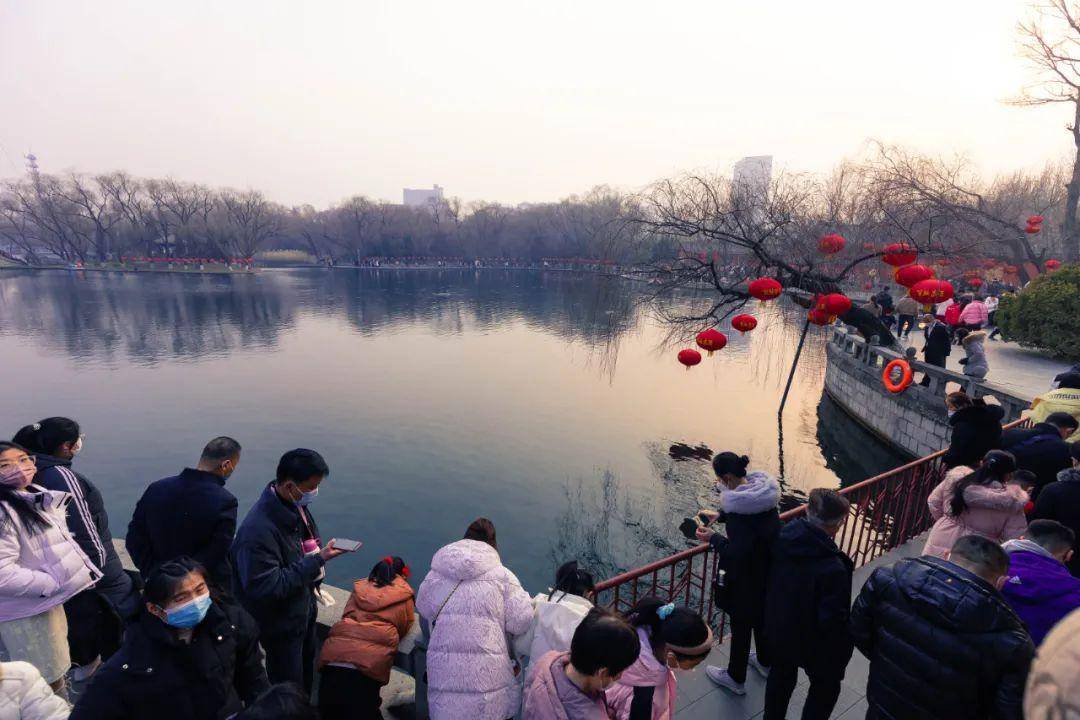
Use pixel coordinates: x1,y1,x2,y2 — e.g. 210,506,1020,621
70,437,83,456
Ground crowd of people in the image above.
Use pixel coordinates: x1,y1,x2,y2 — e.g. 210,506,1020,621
0,412,1078,720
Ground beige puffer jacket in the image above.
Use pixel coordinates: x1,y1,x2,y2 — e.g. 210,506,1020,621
1025,607,1080,720
0,661,70,720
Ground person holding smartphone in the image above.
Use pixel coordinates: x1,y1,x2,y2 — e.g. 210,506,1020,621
231,449,353,691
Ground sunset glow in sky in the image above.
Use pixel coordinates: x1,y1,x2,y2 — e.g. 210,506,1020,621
0,0,1070,206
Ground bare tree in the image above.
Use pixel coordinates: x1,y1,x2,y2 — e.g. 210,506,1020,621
220,189,283,257
1015,0,1080,259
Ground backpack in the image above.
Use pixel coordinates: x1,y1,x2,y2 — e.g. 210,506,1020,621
944,303,962,326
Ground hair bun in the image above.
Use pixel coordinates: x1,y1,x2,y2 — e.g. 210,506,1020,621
739,455,750,468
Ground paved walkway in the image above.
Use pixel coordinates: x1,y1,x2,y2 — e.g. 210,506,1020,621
896,332,1069,401
673,534,928,719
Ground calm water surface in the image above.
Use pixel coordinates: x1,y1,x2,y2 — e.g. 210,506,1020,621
0,268,902,591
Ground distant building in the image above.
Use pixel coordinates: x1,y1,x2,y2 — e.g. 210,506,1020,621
403,184,444,207
733,156,772,190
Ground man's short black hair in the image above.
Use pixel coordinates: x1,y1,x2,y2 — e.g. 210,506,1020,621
275,449,329,484
1026,520,1076,554
1045,412,1079,431
236,683,318,720
1057,373,1080,390
807,488,850,526
569,607,641,676
950,535,1009,577
201,436,241,463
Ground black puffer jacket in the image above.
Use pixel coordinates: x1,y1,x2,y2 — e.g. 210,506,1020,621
70,601,269,720
1001,423,1072,496
850,556,1034,720
762,518,854,676
708,471,780,623
33,454,139,618
943,403,1004,469
1032,468,1080,577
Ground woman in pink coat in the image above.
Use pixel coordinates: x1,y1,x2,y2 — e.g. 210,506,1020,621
416,518,534,720
604,599,712,720
924,450,1027,559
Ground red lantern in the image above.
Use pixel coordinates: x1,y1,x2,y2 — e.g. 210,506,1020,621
1046,259,1062,271
817,293,852,316
1027,215,1044,225
894,264,935,288
808,308,835,326
882,243,918,267
678,349,702,368
968,277,983,288
748,277,783,301
909,279,955,305
731,314,757,333
695,328,727,355
863,281,873,290
1026,224,1040,234
818,233,846,255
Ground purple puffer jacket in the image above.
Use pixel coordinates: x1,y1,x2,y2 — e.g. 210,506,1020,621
1001,541,1080,646
522,651,611,720
416,539,534,720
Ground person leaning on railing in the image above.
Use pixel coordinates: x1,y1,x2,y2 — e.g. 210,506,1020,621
693,452,780,696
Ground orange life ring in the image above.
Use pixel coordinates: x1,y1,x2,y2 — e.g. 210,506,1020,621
882,359,914,393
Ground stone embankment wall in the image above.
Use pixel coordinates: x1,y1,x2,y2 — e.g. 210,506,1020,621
824,328,1032,457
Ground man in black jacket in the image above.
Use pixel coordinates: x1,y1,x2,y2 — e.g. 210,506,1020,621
763,489,854,720
230,448,347,690
127,437,242,591
850,535,1034,720
1033,444,1080,576
1001,412,1078,496
920,313,951,386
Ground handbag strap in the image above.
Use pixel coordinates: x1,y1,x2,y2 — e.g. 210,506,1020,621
431,580,462,627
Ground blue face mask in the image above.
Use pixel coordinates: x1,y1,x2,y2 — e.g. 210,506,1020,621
297,486,319,507
163,593,212,629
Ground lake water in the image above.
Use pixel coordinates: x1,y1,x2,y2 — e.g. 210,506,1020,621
0,268,903,592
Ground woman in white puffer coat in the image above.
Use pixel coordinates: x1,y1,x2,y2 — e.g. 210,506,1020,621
417,518,534,720
0,442,101,692
0,662,70,719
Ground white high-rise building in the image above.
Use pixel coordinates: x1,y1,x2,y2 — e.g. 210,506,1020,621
733,156,773,190
403,184,444,207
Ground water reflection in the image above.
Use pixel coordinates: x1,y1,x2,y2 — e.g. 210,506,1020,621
0,268,906,589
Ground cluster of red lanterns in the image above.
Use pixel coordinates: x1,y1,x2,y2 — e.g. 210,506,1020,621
120,257,255,264
817,233,846,255
678,311,764,368
805,292,852,327
1026,215,1043,235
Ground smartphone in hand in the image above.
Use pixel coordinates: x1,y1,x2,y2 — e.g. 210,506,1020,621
330,539,363,552
679,518,701,541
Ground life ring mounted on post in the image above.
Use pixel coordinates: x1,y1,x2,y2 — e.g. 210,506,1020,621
882,359,914,394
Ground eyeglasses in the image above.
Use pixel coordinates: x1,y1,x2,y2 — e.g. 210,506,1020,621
0,455,36,472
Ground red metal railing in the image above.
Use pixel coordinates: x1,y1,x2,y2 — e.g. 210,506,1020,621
595,417,1032,636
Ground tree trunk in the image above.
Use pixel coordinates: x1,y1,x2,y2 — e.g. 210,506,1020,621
1065,98,1080,262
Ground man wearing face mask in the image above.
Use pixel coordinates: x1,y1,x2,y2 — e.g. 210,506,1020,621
849,535,1035,720
127,437,242,592
71,557,270,720
230,448,347,690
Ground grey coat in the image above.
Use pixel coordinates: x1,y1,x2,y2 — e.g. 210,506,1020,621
962,331,989,379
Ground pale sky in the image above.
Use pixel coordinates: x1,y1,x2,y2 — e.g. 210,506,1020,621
0,0,1070,207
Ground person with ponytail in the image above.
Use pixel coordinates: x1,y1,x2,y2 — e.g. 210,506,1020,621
0,441,101,694
514,560,596,679
694,452,780,695
603,598,712,720
924,449,1028,559
317,556,416,720
13,418,138,677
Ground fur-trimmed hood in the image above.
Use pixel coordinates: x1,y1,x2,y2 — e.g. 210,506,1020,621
1057,467,1080,483
720,471,781,515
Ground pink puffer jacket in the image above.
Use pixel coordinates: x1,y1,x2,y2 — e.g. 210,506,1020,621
923,467,1027,559
0,486,101,623
604,627,676,720
416,539,534,720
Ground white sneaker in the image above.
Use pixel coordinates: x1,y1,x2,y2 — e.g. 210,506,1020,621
705,666,746,695
748,652,770,678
